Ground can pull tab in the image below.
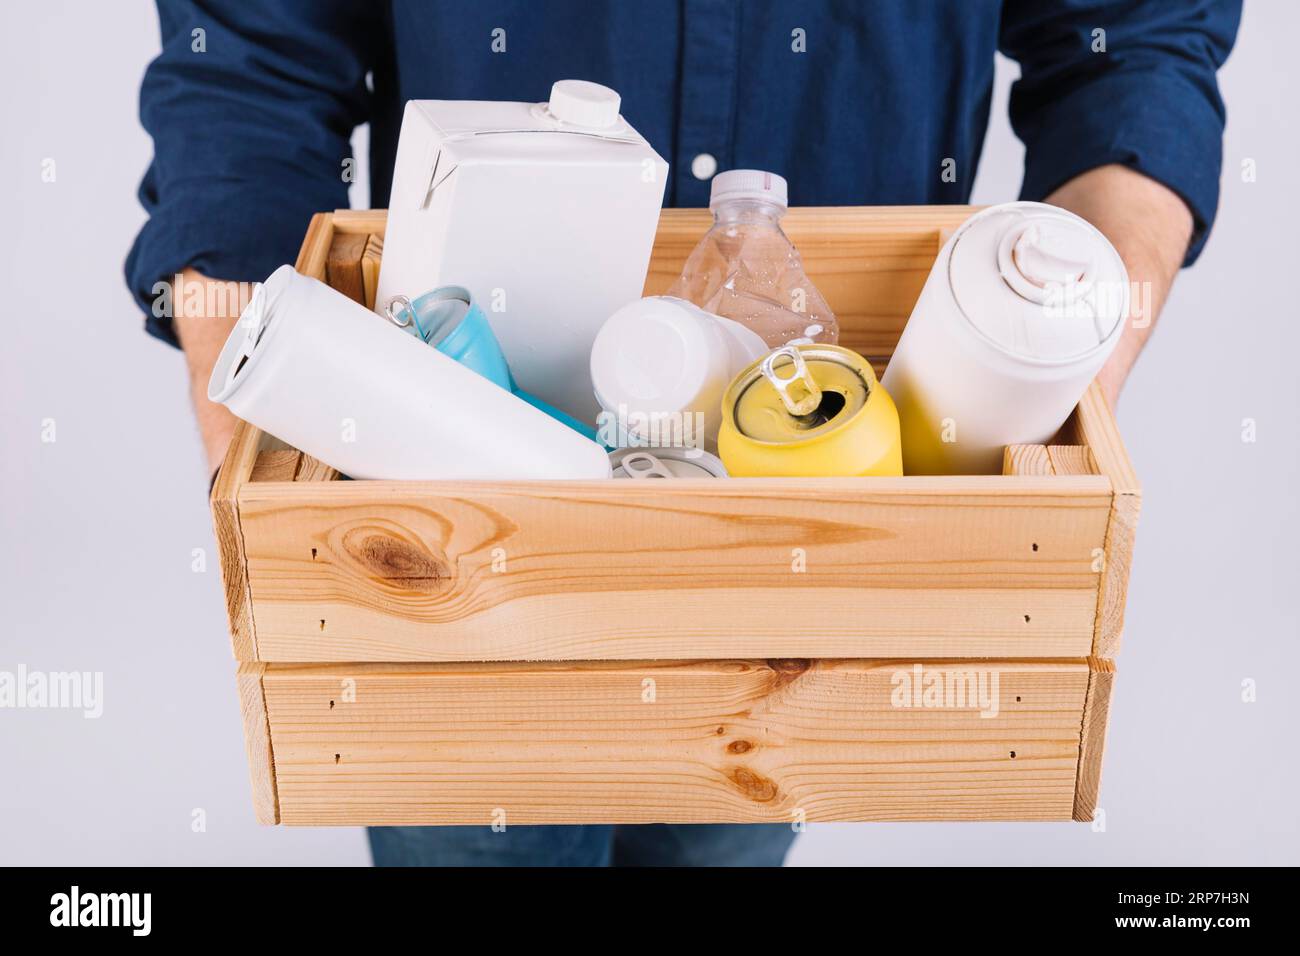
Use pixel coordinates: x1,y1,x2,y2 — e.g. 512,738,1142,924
760,346,822,417
621,452,674,479
385,294,433,343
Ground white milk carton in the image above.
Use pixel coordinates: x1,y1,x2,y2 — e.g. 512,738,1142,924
376,80,669,424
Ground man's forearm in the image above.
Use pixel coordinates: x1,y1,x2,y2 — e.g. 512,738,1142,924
1044,164,1194,408
173,267,242,475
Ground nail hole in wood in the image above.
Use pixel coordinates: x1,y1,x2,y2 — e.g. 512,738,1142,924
320,619,326,631
334,753,340,764
1032,543,1038,552
311,548,317,560
1023,614,1031,623
1015,696,1022,702
1009,751,1017,759
329,700,335,709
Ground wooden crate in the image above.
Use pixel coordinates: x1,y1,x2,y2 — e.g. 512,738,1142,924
215,208,1137,826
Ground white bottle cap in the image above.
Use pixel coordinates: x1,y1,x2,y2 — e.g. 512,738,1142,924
709,169,788,210
546,79,622,129
948,202,1128,362
590,296,765,448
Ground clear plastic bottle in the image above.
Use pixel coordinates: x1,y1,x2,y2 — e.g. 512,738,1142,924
668,169,838,348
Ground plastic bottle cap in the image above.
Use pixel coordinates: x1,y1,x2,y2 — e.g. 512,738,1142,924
709,169,788,210
546,79,622,129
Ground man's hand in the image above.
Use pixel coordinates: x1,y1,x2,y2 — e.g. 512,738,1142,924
1044,164,1194,409
173,267,243,476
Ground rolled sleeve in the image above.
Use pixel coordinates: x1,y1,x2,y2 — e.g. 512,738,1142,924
1000,0,1242,265
126,1,377,345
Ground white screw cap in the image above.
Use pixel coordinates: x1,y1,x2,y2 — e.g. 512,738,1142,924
547,79,622,129
709,169,788,210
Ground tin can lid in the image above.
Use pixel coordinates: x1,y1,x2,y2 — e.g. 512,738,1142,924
948,202,1129,362
729,345,870,444
609,447,728,478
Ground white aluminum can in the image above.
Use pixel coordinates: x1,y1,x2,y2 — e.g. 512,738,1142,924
208,265,612,481
881,201,1129,475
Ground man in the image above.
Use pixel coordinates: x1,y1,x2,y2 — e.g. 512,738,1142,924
127,0,1240,866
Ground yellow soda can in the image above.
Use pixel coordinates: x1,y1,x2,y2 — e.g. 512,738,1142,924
718,345,903,477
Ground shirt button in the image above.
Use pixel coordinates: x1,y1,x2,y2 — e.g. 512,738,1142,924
691,153,718,180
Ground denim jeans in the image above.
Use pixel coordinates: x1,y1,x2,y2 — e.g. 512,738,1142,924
368,824,797,867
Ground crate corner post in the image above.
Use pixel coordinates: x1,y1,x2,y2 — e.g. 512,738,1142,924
210,419,264,661
1073,382,1142,659
236,661,281,826
1072,657,1116,823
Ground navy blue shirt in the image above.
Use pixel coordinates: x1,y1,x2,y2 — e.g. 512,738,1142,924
127,0,1240,346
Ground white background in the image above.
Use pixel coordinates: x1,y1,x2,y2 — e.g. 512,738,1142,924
1,1,1295,865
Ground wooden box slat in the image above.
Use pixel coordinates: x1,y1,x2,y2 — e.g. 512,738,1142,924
254,657,1108,826
238,475,1110,662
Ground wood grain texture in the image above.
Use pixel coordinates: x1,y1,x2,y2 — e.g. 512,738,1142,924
294,212,334,277
331,208,387,234
1002,444,1053,476
262,658,1093,825
361,234,384,311
1072,383,1141,657
1074,383,1139,494
249,449,302,483
237,662,280,824
643,206,977,360
211,419,263,660
257,433,294,453
237,475,1111,661
325,232,368,305
294,455,340,484
1047,445,1098,477
1073,658,1115,822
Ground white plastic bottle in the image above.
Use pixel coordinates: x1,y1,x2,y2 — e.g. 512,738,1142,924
668,169,838,348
